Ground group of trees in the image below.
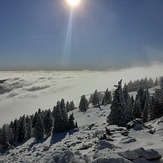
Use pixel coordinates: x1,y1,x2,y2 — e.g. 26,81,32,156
127,77,159,92
107,79,163,127
0,99,77,149
79,89,112,112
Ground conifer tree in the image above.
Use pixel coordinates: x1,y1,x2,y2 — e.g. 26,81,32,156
66,101,70,112
124,96,133,123
18,115,26,143
13,119,19,144
60,99,69,131
43,109,53,137
53,101,68,133
2,124,8,147
79,95,88,112
25,116,32,140
102,88,112,105
68,113,75,129
133,98,142,119
142,90,150,122
123,83,129,103
92,90,100,107
69,101,75,111
34,114,44,140
136,88,146,111
159,76,163,89
107,80,126,126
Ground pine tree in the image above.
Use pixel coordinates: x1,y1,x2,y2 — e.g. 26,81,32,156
68,113,75,129
60,99,69,131
13,119,19,144
124,96,133,123
142,90,150,123
136,88,146,111
18,115,26,143
155,77,159,86
66,101,70,112
150,98,163,120
102,88,112,105
8,121,15,145
107,80,126,126
123,83,129,103
133,98,142,119
25,116,32,140
159,76,163,89
2,124,8,147
34,114,44,140
79,95,88,112
43,109,54,137
143,97,149,123
69,101,75,111
92,90,100,107
53,101,69,133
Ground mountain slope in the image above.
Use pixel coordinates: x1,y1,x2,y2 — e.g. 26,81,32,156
0,104,163,163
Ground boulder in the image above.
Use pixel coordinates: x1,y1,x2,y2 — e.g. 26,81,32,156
119,147,162,161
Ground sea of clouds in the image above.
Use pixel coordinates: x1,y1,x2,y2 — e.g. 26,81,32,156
0,64,162,126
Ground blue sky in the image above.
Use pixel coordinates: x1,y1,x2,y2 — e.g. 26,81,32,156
0,0,163,70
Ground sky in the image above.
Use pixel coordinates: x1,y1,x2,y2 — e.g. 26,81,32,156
0,0,163,71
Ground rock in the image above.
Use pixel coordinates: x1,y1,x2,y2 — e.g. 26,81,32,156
105,127,112,136
133,124,144,131
92,154,132,163
78,143,93,150
148,129,155,134
133,158,163,163
47,149,87,163
127,119,144,130
137,148,162,161
119,150,139,160
119,147,162,161
121,131,129,136
96,140,116,150
120,137,137,144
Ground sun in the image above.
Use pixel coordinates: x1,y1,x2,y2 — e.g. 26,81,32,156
66,0,81,8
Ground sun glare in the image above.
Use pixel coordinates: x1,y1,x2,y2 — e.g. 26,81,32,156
66,0,81,8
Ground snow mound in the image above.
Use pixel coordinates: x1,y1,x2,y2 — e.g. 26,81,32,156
43,149,88,163
92,152,132,163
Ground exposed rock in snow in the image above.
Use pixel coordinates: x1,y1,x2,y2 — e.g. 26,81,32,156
133,158,163,163
119,137,137,144
40,149,88,163
126,119,144,130
96,140,116,150
119,147,162,161
92,152,132,163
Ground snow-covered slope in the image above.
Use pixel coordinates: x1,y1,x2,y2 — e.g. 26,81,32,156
0,105,163,163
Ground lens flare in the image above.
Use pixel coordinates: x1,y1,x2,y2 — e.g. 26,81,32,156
66,0,81,8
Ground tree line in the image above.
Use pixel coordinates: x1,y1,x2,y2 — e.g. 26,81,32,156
127,77,159,92
107,79,163,127
0,99,77,149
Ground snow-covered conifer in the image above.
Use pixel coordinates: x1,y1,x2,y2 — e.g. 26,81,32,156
79,95,88,112
107,80,126,126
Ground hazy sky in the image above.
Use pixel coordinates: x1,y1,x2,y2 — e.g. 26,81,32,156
0,0,163,70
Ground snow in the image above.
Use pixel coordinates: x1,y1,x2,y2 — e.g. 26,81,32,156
0,105,163,162
0,65,163,162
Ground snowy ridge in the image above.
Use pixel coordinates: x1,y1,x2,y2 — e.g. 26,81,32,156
0,105,163,163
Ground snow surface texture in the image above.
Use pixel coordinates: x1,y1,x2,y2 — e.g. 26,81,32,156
0,106,163,163
0,64,162,126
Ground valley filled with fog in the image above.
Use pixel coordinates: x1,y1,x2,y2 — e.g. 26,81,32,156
0,64,162,126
